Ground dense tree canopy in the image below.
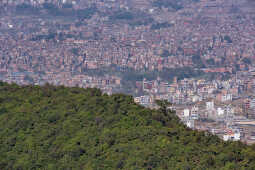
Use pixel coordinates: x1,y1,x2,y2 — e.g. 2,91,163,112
0,82,255,169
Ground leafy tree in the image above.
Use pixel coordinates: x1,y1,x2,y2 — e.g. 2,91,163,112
224,35,233,43
192,54,205,68
0,82,254,169
160,49,171,58
206,58,215,65
242,58,252,64
151,22,173,30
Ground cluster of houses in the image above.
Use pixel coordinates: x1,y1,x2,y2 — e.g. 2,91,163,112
134,68,255,143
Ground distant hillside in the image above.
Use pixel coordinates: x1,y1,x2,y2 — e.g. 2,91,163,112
0,82,255,169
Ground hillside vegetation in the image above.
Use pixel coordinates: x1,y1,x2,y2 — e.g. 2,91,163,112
0,82,255,169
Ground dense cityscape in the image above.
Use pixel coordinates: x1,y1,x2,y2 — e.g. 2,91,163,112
134,69,255,144
1,0,255,143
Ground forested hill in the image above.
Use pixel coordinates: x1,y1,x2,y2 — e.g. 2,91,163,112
0,82,255,169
